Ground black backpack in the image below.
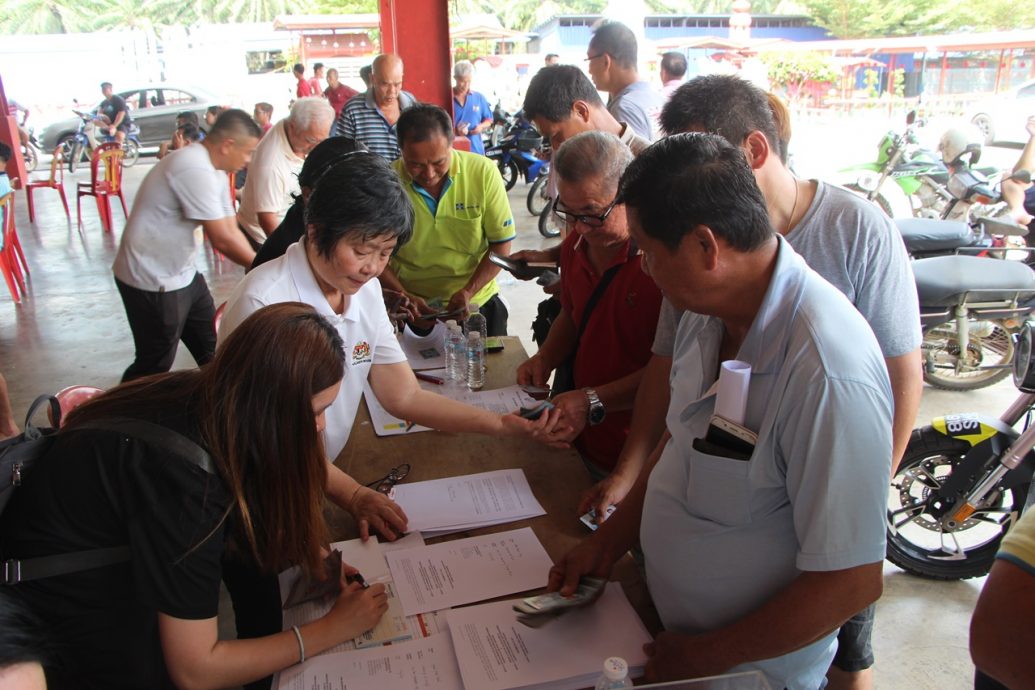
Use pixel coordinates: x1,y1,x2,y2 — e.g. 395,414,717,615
0,395,213,586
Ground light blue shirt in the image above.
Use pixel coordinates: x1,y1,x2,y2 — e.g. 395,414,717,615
640,236,892,690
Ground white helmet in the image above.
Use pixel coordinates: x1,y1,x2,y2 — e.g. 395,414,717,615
938,126,983,165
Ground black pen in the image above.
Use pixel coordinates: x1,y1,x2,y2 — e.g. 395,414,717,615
346,572,369,588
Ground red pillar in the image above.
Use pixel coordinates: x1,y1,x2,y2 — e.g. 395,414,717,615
0,73,28,189
379,0,452,109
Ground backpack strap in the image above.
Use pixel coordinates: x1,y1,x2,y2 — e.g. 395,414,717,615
3,417,214,586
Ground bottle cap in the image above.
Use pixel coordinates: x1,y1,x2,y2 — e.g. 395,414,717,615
445,319,457,328
468,331,481,341
602,657,628,681
468,303,480,313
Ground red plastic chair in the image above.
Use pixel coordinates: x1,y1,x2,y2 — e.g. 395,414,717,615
50,385,104,427
77,142,128,233
25,146,70,222
0,192,28,303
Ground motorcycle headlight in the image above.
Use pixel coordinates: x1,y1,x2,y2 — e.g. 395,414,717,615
1012,323,1035,393
857,172,880,193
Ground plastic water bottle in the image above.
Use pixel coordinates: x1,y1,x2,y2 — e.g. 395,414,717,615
466,331,486,391
464,302,487,342
443,320,457,380
594,657,633,690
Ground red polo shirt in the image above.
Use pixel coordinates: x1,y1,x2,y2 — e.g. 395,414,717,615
326,84,359,118
560,233,662,472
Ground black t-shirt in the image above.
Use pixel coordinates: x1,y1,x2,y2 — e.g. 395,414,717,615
98,94,132,128
0,410,229,689
250,199,305,271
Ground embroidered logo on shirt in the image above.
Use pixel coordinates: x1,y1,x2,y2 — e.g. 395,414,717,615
455,202,482,212
352,341,372,365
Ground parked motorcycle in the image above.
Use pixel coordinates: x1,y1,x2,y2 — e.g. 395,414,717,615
65,107,141,172
887,322,1035,580
914,253,1035,390
485,115,548,193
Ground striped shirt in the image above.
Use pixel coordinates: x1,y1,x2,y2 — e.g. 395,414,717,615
331,90,416,161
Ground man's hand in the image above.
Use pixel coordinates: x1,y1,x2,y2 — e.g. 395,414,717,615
499,407,571,442
644,632,726,684
445,289,473,319
578,469,638,524
349,486,408,541
544,389,588,443
547,535,616,597
516,354,553,388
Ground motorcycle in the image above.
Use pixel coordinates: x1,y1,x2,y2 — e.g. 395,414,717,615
484,111,548,192
65,107,141,173
887,322,1035,580
488,102,517,148
914,253,1035,390
20,127,40,173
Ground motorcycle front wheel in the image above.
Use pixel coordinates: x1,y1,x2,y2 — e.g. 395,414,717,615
887,427,1027,580
69,141,85,173
922,318,1016,391
122,140,140,167
527,173,550,216
497,159,518,191
844,182,894,219
538,205,562,238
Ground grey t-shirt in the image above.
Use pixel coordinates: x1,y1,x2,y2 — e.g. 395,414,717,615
608,81,662,142
652,181,921,359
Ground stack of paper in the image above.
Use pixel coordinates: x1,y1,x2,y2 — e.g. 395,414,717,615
364,384,538,438
391,469,546,536
447,583,651,690
385,527,553,616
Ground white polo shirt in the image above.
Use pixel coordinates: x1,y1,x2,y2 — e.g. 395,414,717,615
218,240,407,459
237,119,304,244
113,144,234,292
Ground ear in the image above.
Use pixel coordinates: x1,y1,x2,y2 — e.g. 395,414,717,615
689,224,721,271
570,101,592,124
741,130,772,170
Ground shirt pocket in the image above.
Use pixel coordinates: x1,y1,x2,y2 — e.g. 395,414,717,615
436,211,485,256
686,443,754,527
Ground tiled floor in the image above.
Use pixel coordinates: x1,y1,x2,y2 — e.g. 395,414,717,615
1,155,1003,689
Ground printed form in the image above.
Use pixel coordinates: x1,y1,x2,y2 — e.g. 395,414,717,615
364,384,537,437
276,636,463,690
386,527,552,616
391,469,546,534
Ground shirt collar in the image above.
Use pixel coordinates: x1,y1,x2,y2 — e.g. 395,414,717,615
286,240,360,324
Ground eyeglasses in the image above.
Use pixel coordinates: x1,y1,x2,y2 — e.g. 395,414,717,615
366,464,411,494
552,197,618,228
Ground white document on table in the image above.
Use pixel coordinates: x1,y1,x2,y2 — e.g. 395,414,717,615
400,322,448,370
386,527,552,616
447,582,651,690
392,469,546,533
275,635,463,690
365,381,537,438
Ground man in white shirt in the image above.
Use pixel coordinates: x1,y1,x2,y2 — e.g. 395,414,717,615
112,109,259,382
237,97,334,248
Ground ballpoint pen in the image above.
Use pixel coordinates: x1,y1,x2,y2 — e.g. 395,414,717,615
415,372,444,385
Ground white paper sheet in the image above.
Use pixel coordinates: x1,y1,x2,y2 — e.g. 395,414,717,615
386,527,552,616
392,469,546,533
275,635,464,690
400,322,449,370
447,583,651,690
714,359,751,425
364,382,538,437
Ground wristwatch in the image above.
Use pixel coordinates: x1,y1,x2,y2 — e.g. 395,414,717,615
585,388,606,426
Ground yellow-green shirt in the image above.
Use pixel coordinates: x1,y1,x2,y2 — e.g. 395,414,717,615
390,149,515,308
999,506,1035,575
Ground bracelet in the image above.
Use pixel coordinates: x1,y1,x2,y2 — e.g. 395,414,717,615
291,625,306,664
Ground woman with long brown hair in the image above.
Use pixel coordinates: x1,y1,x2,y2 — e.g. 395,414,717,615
0,303,387,690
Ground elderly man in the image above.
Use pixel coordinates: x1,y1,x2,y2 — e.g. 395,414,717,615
237,97,334,249
379,104,514,335
113,110,260,382
332,53,416,161
585,22,662,141
452,60,493,155
582,74,922,690
551,133,891,690
516,132,660,477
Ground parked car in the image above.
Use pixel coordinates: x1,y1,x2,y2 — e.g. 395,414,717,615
39,84,219,153
969,79,1035,146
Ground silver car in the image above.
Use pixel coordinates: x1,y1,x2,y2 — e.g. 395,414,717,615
39,84,219,152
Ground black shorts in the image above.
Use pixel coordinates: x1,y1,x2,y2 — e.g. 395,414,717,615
832,603,875,672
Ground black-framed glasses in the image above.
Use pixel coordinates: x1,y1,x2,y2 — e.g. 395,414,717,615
366,464,411,494
552,197,618,228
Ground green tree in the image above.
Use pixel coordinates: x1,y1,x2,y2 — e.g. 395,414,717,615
795,0,938,38
88,0,192,31
0,0,94,34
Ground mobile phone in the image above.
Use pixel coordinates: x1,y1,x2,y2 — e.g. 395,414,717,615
579,505,616,531
487,253,556,281
707,415,757,446
485,336,504,353
512,577,606,615
519,400,554,420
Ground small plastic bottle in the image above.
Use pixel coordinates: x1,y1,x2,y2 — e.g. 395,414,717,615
443,320,462,381
466,331,486,391
594,657,633,690
464,303,487,342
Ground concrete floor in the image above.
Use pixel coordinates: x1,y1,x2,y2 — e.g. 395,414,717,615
1,155,1007,689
